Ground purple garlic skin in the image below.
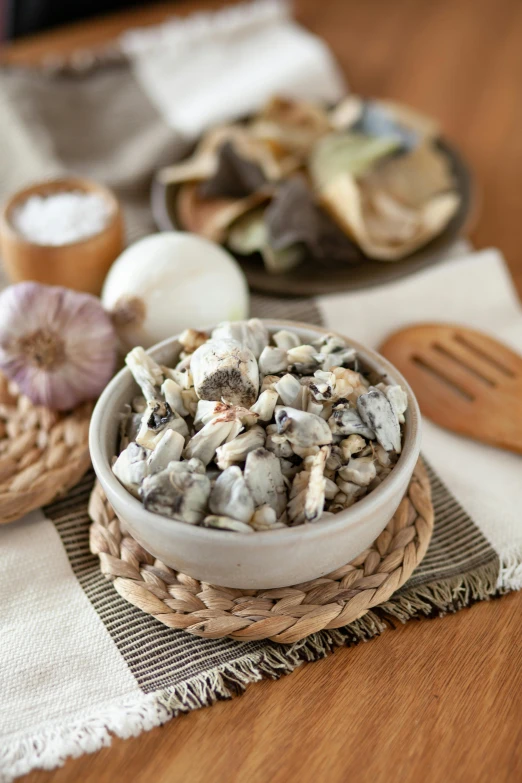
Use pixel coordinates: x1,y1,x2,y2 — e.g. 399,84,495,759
0,281,117,410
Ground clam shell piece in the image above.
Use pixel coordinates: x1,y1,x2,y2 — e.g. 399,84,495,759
328,405,375,439
125,347,164,403
112,442,149,496
274,374,302,407
212,319,269,359
215,425,266,470
286,345,319,374
272,330,300,351
305,446,329,522
250,504,283,531
191,338,259,407
250,389,279,422
202,515,254,534
338,456,377,487
265,431,294,460
184,418,239,466
258,346,288,376
324,477,338,500
357,387,401,452
161,378,190,417
146,429,185,475
209,466,254,523
334,480,367,508
135,400,188,450
140,462,211,524
384,384,408,424
244,447,287,516
275,407,333,449
340,434,367,460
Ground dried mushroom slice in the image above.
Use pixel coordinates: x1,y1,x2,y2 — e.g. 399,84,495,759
265,177,361,264
199,142,267,199
310,132,401,191
251,96,332,156
177,182,273,244
319,171,459,261
157,125,256,185
227,208,305,275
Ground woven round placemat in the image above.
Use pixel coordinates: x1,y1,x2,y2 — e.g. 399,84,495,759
89,459,434,644
0,374,92,525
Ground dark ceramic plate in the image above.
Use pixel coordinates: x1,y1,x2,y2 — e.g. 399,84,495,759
151,139,473,297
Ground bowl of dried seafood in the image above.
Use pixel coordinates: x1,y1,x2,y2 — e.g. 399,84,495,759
152,95,472,296
90,319,421,589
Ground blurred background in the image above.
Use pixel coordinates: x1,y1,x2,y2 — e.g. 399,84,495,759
1,0,521,296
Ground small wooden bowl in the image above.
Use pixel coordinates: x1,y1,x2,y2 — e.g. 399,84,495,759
0,177,124,295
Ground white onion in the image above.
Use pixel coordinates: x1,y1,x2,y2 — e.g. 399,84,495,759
102,232,250,349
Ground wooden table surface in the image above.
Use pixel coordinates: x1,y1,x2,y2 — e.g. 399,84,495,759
2,1,521,781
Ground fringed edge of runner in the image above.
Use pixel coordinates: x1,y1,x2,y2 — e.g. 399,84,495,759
1,555,510,783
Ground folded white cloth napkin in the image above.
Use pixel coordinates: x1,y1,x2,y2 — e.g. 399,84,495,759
120,0,346,137
318,247,522,586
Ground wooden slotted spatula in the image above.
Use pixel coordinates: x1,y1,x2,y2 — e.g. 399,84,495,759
380,323,522,454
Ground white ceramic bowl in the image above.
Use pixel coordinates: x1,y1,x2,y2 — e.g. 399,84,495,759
90,320,421,589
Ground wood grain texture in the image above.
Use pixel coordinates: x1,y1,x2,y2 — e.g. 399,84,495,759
380,324,522,453
2,1,521,780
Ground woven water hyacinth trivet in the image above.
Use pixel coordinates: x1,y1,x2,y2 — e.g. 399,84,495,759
0,373,92,525
89,459,434,644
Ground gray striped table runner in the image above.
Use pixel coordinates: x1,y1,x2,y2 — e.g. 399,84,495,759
43,293,500,708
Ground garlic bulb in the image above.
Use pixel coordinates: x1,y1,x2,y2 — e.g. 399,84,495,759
0,282,116,410
102,232,249,349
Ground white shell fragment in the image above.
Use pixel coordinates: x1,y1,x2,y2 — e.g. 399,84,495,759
135,400,189,449
191,338,259,406
215,425,266,470
212,318,269,359
202,515,254,533
209,466,254,523
275,406,332,449
328,404,375,439
258,346,288,375
384,384,409,424
357,387,401,452
250,388,279,421
126,347,164,402
244,447,287,516
184,418,240,466
338,456,377,487
146,429,185,474
140,461,211,523
161,378,190,417
272,330,300,351
114,320,408,530
250,504,284,531
112,442,149,496
305,446,329,522
274,374,302,407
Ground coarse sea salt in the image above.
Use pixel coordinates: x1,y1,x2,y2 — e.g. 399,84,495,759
12,190,111,246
